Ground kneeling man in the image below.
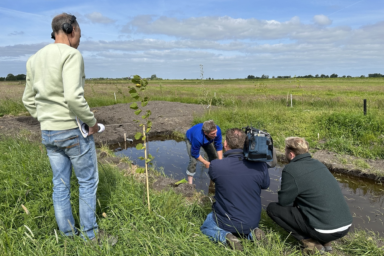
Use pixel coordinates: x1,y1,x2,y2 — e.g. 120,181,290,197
267,137,352,254
185,120,223,184
200,128,270,251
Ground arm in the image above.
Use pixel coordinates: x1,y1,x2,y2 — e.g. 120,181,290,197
278,171,299,206
213,126,223,152
261,163,270,189
197,155,210,169
62,51,96,127
22,60,37,118
217,150,223,160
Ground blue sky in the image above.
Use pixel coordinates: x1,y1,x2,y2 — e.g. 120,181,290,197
0,0,383,79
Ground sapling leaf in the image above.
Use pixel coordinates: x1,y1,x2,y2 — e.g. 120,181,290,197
131,75,141,84
136,143,143,150
138,157,145,160
146,128,151,133
130,102,138,110
130,93,139,100
134,132,142,140
136,167,145,173
129,88,137,94
134,109,142,115
145,159,152,163
141,101,148,107
148,154,153,159
175,179,188,185
147,121,152,128
142,136,146,141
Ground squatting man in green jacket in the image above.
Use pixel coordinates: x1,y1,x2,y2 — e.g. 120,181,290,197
267,137,352,254
22,13,116,245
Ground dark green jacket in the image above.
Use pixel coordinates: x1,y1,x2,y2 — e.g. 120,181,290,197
278,153,352,230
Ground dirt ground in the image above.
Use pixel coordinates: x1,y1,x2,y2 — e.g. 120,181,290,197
0,101,207,144
1,101,384,183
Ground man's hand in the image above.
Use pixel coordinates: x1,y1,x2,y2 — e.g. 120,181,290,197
197,155,210,169
88,123,99,135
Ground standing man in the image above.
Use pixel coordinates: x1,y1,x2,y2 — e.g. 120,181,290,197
22,13,102,241
267,137,352,254
200,128,270,251
185,120,223,184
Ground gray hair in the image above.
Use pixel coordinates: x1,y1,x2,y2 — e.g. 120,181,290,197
226,128,245,149
51,13,79,34
285,137,309,155
202,120,217,133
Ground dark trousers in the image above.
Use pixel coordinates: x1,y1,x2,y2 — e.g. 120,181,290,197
266,202,349,244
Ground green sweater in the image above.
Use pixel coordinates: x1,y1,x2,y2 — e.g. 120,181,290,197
22,43,96,130
278,153,352,230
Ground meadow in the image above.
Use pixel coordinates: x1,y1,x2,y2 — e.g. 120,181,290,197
1,136,383,255
1,78,384,254
1,77,384,159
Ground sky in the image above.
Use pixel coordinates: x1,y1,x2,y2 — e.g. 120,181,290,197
0,0,383,79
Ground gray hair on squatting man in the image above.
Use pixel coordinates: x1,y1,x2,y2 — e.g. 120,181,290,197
202,120,217,133
285,137,309,156
225,128,246,150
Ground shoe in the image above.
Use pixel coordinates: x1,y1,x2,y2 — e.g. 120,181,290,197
301,238,325,255
226,233,243,251
90,229,118,246
252,227,265,241
323,241,332,252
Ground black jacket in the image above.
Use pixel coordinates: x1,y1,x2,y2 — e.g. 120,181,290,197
279,153,352,229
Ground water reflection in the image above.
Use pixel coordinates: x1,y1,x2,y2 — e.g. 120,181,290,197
111,138,384,234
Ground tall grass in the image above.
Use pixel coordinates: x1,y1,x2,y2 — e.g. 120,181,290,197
0,98,26,117
1,136,383,255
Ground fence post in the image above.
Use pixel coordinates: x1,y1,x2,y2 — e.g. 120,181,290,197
364,99,367,115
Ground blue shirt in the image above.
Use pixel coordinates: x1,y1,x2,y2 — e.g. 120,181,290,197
209,149,270,234
186,123,223,159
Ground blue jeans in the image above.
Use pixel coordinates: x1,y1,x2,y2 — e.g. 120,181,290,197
42,128,99,239
200,212,255,244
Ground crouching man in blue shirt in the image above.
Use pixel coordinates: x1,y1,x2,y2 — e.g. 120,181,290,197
200,128,270,251
185,120,223,184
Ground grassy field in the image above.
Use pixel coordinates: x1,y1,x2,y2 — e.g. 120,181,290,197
1,135,383,255
1,78,384,159
1,78,384,254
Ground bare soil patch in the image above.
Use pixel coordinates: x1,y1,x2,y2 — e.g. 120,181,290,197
0,101,207,145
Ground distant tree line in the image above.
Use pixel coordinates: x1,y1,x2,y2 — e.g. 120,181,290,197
0,73,26,81
368,73,384,77
247,73,384,79
247,74,269,79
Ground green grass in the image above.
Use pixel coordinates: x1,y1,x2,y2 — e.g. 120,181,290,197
1,136,384,255
1,77,384,158
0,98,26,117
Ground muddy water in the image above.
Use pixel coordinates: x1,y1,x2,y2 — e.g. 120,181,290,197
111,137,384,234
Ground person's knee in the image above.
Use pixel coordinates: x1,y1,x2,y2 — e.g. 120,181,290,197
266,202,279,217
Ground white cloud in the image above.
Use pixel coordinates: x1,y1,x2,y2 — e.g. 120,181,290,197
123,15,304,40
313,15,332,26
85,12,115,24
8,31,24,36
0,15,383,78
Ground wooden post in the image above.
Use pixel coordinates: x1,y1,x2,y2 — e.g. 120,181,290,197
124,133,127,150
114,92,116,103
143,125,150,211
364,99,367,115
